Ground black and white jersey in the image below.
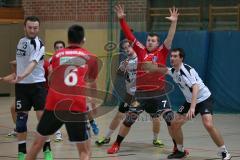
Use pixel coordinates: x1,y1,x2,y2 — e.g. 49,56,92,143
16,36,45,83
169,63,211,103
119,55,137,95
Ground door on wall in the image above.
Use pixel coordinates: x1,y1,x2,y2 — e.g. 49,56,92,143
0,23,23,96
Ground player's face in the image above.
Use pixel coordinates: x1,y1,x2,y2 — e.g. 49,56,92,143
54,43,64,51
24,20,39,39
146,36,159,52
170,51,183,68
122,42,135,56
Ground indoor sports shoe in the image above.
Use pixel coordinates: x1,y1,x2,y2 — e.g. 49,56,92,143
172,146,190,155
153,139,164,147
220,151,231,160
18,152,25,160
54,132,63,142
95,137,111,146
107,142,120,154
90,120,99,135
44,149,53,160
7,130,17,137
167,150,187,159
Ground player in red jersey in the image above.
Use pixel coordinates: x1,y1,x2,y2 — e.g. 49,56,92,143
26,25,98,160
107,4,180,154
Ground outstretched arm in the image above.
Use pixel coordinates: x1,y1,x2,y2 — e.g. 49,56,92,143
11,61,37,83
142,62,169,75
0,73,16,83
164,7,179,49
114,4,135,42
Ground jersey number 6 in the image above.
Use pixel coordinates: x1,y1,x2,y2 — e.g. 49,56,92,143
64,66,78,86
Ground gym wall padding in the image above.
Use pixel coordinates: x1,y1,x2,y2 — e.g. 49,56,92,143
120,31,240,113
206,31,240,113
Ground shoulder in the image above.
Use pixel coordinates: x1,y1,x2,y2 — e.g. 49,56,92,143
18,37,29,44
181,64,197,77
158,44,169,52
134,40,145,50
183,64,193,72
19,36,27,42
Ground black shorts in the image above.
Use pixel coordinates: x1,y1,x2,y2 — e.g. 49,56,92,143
131,94,171,118
37,110,91,142
177,96,213,116
15,82,47,112
118,93,135,113
118,102,130,113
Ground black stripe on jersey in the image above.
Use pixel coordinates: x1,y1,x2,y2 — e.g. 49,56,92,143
183,64,192,73
39,39,44,49
40,55,44,61
30,39,36,50
180,68,193,93
171,68,175,74
189,87,193,92
180,69,187,77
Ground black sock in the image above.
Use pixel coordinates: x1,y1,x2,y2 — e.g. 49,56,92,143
18,142,27,154
172,139,177,147
43,141,51,152
116,135,124,145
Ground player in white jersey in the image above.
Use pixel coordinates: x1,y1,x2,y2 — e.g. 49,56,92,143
95,39,137,145
11,16,53,160
144,48,231,160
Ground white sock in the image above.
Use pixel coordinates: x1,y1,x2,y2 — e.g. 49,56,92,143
45,139,51,142
18,140,26,144
105,129,114,138
153,132,158,140
219,145,227,152
55,130,61,135
177,144,184,152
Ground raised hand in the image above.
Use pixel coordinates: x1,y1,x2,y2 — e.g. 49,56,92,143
165,6,179,22
114,4,126,19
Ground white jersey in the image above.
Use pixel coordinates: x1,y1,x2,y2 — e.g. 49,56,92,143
16,36,45,84
169,63,211,103
119,55,137,95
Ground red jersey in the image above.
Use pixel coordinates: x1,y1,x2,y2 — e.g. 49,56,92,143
45,46,98,112
120,18,169,91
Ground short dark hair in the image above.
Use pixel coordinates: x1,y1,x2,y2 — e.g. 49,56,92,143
120,39,131,49
24,16,40,26
54,40,65,48
172,48,185,61
148,32,160,42
68,25,85,44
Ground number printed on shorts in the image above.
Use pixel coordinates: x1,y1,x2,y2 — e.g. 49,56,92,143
16,100,22,110
64,66,78,86
178,106,185,112
162,100,167,108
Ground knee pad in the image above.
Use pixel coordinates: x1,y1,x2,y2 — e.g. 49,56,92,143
123,112,138,127
16,112,28,133
162,110,174,126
